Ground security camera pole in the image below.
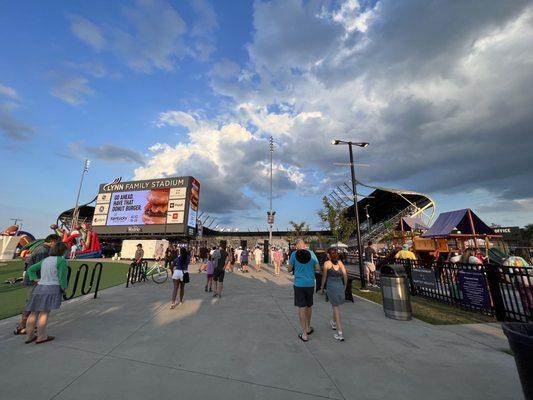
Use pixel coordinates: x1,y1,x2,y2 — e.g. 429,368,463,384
331,140,369,289
72,159,91,229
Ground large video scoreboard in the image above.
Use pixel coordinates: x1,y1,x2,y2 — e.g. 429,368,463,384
92,176,200,236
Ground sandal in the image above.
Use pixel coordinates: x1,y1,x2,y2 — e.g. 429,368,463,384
14,327,26,335
170,303,176,309
298,333,308,342
307,327,314,335
36,336,55,344
24,336,37,344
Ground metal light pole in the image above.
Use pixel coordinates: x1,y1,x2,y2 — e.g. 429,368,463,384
332,140,369,289
365,204,371,236
72,159,91,229
267,136,275,264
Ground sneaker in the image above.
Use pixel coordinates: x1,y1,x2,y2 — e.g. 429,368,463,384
330,320,337,330
334,332,344,341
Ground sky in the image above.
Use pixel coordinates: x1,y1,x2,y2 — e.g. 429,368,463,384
0,0,532,237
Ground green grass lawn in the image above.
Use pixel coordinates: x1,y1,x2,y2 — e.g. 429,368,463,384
352,284,495,325
0,260,131,320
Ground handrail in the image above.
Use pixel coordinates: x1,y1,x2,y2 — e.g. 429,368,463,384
62,262,104,300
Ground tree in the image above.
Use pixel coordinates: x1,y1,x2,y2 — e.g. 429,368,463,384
287,220,310,244
317,196,357,247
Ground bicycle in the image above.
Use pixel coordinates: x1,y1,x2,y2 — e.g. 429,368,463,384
142,260,169,284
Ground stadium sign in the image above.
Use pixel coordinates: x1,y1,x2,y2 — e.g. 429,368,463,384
92,176,200,236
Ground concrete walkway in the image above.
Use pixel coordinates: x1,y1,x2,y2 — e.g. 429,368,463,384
0,264,522,400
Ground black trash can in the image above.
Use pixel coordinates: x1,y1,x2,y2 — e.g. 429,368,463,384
502,322,533,400
380,264,412,321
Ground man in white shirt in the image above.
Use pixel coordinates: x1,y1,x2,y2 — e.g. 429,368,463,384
253,247,263,271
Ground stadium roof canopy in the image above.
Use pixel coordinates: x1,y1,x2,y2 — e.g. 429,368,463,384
344,183,435,227
57,197,96,229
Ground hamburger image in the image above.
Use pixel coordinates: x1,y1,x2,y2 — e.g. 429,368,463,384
142,189,169,224
190,180,200,210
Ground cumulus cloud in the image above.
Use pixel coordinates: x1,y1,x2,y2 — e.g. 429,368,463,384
135,118,304,214
69,141,146,165
220,0,533,203
137,0,533,223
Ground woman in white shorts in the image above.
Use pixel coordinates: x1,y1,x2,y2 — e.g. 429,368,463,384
171,247,190,309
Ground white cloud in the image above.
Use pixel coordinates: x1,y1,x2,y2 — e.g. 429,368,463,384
189,0,219,61
68,0,220,72
70,15,106,50
50,76,95,105
136,117,305,214
157,110,198,131
137,1,533,223
0,83,18,100
329,0,375,33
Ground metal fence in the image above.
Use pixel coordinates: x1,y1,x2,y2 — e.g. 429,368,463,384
368,258,533,322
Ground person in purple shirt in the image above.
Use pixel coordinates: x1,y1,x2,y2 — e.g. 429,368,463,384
170,247,190,308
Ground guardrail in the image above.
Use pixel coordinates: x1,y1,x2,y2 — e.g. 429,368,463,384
62,262,103,300
126,261,147,287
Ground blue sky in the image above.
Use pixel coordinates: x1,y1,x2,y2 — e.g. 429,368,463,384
1,0,532,237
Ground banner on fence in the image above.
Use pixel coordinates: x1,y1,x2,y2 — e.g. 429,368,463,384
458,270,491,309
411,268,437,289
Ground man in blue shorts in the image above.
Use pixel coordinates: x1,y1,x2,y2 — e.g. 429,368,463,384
288,239,319,342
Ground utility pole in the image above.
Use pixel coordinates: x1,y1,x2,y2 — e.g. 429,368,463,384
331,140,369,289
267,136,276,264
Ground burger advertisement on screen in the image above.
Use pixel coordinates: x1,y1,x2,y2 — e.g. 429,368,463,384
93,176,200,236
142,189,169,224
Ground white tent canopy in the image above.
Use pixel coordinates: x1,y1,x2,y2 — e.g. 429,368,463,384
331,242,348,248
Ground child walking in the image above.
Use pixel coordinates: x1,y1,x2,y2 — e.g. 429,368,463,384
24,242,69,344
205,255,214,292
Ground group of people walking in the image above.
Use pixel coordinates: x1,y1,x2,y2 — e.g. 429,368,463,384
14,237,350,344
289,239,348,342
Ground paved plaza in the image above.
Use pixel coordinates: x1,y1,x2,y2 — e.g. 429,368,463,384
0,264,522,400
